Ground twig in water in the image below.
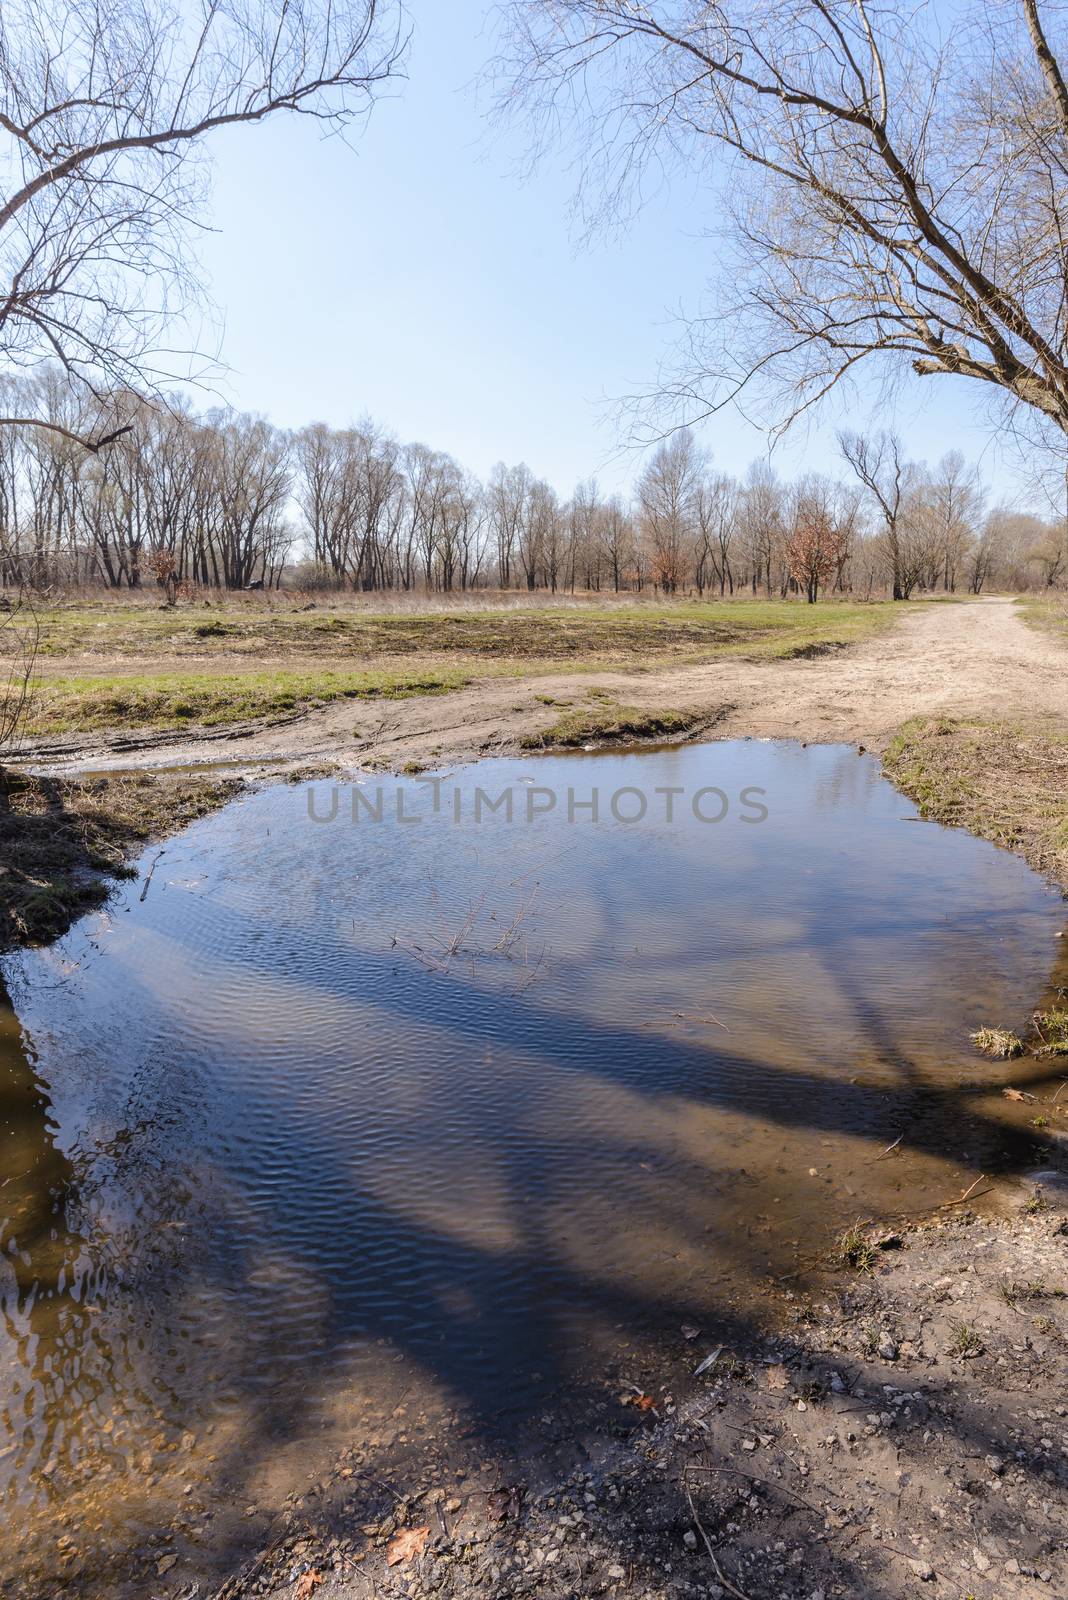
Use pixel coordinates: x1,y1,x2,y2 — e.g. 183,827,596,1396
873,1134,903,1161
1052,1079,1068,1105
956,1173,987,1205
683,1481,752,1600
673,1011,731,1032
139,849,165,903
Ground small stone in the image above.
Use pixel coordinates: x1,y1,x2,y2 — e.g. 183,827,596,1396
607,1564,626,1581
156,1554,178,1576
877,1332,899,1361
1005,1559,1021,1575
740,1438,757,1451
683,1530,698,1550
985,1454,1003,1474
973,1548,991,1573
908,1558,935,1581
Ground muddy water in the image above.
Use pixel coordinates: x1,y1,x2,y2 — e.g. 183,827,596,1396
1,740,1064,1591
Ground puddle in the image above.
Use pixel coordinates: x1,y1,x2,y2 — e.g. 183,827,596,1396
1,740,1064,1590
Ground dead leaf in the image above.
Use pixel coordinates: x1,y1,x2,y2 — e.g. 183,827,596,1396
155,1554,178,1577
765,1363,790,1391
487,1485,523,1522
621,1390,657,1411
386,1526,430,1567
294,1573,323,1600
1002,1087,1031,1102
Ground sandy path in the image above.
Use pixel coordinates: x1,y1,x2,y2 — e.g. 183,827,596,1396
19,596,1068,774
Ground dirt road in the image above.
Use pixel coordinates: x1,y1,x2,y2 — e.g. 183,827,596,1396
19,596,1068,774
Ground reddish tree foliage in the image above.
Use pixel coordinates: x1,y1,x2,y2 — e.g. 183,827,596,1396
785,513,848,603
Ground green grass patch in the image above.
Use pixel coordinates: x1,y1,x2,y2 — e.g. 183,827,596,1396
24,665,473,737
519,702,699,750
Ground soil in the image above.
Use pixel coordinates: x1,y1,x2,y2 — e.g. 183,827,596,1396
15,596,1068,774
201,1181,1068,1600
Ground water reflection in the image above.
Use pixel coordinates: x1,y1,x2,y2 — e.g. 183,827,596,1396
1,740,1064,1589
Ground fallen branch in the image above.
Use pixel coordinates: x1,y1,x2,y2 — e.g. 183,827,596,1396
683,1481,752,1600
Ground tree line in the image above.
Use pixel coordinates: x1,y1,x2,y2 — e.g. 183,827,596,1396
0,377,1063,601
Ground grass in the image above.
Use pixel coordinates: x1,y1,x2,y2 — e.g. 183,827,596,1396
970,1026,1025,1059
883,715,1068,888
519,702,700,750
22,665,473,737
28,594,902,665
835,1222,879,1273
1016,593,1068,643
1034,1008,1068,1054
12,592,907,741
947,1320,985,1359
0,769,241,950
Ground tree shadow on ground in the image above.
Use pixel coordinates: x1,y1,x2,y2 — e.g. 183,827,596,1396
1,879,1066,1596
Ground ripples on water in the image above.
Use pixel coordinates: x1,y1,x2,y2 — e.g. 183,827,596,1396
1,741,1063,1585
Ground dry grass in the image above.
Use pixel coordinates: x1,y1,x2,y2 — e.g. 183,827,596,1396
883,716,1068,888
28,593,896,665
970,1027,1025,1059
519,701,700,750
0,769,241,950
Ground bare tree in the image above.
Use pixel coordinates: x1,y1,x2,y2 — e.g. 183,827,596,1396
910,452,985,592
496,1,1068,459
0,586,38,747
488,462,533,590
839,430,913,598
636,428,703,593
0,0,404,447
596,494,633,592
738,460,784,596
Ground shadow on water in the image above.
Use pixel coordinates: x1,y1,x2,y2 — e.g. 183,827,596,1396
1,741,1066,1592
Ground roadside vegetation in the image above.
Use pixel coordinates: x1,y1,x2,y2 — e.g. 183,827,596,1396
884,716,1068,888
0,769,242,950
519,700,699,750
1016,592,1068,642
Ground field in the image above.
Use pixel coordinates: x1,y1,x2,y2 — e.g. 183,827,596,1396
20,591,896,738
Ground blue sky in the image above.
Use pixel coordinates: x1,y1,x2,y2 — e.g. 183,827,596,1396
196,0,1027,502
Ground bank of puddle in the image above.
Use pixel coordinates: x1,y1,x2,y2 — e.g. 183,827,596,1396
1,740,1064,1593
